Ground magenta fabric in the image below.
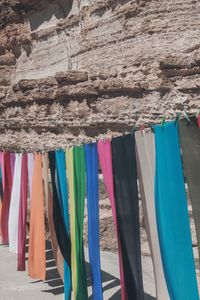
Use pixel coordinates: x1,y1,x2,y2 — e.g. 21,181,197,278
98,139,127,300
18,154,28,271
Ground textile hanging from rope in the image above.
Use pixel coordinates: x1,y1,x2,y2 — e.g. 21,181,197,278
0,153,3,240
8,153,22,253
97,139,127,300
111,134,144,300
179,117,200,269
73,146,88,300
48,151,71,267
43,153,64,281
84,143,103,300
56,150,71,300
28,154,46,280
28,153,34,196
154,121,199,299
10,153,16,177
0,153,3,200
1,153,13,244
135,130,169,300
66,148,77,299
18,154,28,271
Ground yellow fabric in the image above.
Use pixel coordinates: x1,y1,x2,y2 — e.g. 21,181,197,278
66,148,77,299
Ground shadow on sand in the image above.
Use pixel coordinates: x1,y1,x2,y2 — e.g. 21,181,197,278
35,241,156,299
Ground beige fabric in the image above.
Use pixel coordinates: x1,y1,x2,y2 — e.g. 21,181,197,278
135,130,170,300
42,153,64,282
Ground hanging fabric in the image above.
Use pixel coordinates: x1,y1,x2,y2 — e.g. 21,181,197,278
135,130,170,300
84,143,103,300
97,139,127,300
28,153,34,196
18,154,28,271
42,153,64,281
10,153,16,177
1,153,13,244
8,154,22,253
179,117,200,268
48,151,71,267
66,148,77,299
73,146,88,299
154,121,199,299
0,153,3,241
56,150,71,300
111,134,144,300
28,154,46,280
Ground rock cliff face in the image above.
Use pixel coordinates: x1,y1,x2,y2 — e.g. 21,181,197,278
0,0,200,150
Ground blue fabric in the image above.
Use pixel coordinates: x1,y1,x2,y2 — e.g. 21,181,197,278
84,143,103,300
154,121,199,300
56,150,71,300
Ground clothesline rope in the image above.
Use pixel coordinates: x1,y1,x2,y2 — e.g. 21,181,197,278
0,111,199,153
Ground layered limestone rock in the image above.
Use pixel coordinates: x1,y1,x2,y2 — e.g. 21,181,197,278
0,0,200,150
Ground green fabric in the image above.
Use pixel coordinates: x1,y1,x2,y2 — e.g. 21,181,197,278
73,146,88,300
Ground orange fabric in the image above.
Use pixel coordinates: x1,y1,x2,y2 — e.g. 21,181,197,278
28,154,46,280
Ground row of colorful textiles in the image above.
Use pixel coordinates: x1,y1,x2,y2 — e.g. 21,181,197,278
0,117,200,300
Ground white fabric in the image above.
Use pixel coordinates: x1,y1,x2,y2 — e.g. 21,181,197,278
135,130,170,300
8,154,22,253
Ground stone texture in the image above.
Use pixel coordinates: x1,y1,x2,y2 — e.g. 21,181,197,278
0,0,200,150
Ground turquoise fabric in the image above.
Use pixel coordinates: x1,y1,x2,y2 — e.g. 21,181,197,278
56,150,71,300
154,122,199,300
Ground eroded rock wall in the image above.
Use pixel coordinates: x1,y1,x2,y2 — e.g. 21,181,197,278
0,0,200,150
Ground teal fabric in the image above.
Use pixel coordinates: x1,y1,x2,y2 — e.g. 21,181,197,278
56,150,71,300
154,122,199,300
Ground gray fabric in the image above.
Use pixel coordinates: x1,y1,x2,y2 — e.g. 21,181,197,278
135,130,170,300
179,117,200,267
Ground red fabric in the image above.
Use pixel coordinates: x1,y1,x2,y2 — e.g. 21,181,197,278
18,154,28,271
1,153,13,244
197,115,200,128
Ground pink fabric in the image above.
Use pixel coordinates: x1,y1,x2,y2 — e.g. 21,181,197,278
98,139,127,300
18,154,28,271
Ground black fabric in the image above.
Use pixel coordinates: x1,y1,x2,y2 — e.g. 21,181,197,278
48,151,71,267
179,117,200,266
111,134,144,300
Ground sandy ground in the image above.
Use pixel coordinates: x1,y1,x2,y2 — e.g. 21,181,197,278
0,241,156,300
